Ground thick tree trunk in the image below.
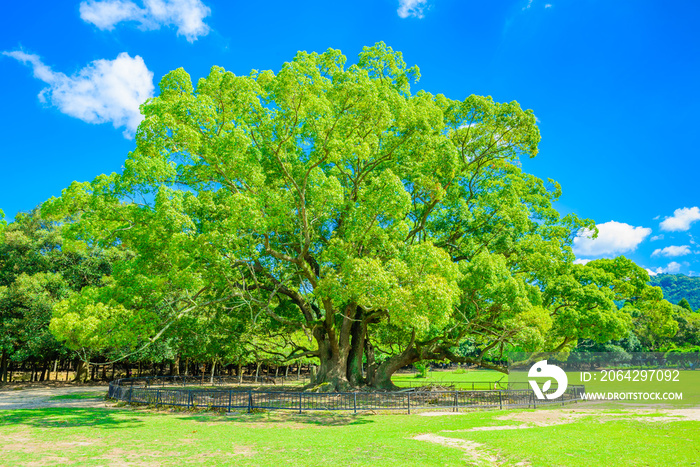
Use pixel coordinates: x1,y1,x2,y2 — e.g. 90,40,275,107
346,319,366,387
305,305,493,392
310,310,428,391
370,349,419,390
312,337,351,391
73,360,89,383
310,312,357,391
365,339,377,384
209,360,216,385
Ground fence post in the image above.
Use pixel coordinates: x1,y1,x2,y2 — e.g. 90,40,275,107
228,390,232,413
299,392,303,414
499,391,503,410
407,393,411,415
156,389,160,408
248,390,252,413
128,387,132,405
187,390,191,410
353,392,357,414
533,391,537,409
454,392,458,412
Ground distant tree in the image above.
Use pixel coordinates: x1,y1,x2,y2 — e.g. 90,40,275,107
678,298,693,312
0,210,120,382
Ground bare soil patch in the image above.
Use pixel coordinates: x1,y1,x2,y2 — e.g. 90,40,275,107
413,433,504,466
0,385,110,410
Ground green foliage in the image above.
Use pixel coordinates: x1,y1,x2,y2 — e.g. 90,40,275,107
39,43,675,387
412,361,428,378
650,274,700,310
677,298,693,312
0,210,120,369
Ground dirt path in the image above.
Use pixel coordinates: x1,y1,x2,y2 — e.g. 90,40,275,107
0,385,111,410
413,433,502,466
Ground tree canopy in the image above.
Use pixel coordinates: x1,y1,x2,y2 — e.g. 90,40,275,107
43,43,674,390
0,210,119,381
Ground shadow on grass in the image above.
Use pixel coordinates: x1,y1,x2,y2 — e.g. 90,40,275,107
0,408,145,429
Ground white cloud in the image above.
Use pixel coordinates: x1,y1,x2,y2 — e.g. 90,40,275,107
398,0,428,18
80,0,211,42
651,245,691,257
660,206,700,232
3,50,153,138
573,258,592,265
544,3,552,7
573,221,651,257
650,234,664,241
522,0,533,10
649,262,682,275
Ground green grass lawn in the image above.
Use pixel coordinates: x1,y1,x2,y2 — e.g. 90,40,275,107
1,405,697,466
392,369,509,389
452,415,700,466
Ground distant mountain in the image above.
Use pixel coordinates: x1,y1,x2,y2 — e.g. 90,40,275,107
649,274,700,310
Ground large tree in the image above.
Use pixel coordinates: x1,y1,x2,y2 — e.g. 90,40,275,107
45,44,670,390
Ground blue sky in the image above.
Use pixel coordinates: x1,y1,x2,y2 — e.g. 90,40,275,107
1,0,699,277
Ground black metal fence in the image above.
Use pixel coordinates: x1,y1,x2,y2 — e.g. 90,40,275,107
108,377,585,414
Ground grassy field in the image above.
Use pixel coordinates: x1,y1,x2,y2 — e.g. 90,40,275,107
397,369,700,407
1,405,697,466
392,369,509,389
2,369,697,465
